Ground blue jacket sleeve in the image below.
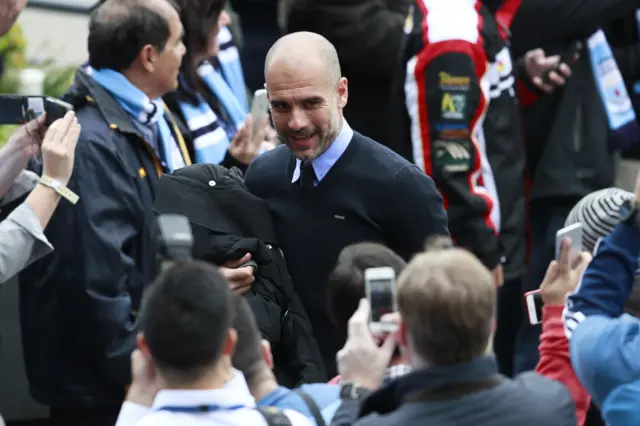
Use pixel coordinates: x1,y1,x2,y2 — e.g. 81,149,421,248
563,220,640,333
563,219,640,407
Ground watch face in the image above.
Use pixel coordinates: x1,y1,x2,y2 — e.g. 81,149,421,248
340,383,362,400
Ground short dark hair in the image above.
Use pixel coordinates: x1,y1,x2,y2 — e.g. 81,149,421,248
230,294,265,387
139,261,234,382
172,0,227,103
88,0,179,71
328,243,407,339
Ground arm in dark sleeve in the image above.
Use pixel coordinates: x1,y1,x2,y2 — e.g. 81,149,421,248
408,44,501,268
386,164,449,259
511,0,640,56
70,139,143,389
286,0,409,77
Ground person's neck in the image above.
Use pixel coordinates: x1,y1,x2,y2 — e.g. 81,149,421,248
164,362,235,391
248,368,279,402
121,68,161,100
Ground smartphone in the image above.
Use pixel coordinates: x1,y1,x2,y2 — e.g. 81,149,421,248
525,290,544,325
542,41,582,84
0,94,73,126
250,89,269,134
364,267,397,333
555,222,583,261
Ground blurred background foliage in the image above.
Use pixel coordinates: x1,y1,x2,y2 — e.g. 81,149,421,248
0,24,77,145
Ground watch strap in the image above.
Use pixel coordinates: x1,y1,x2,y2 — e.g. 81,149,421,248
39,175,79,205
340,382,367,401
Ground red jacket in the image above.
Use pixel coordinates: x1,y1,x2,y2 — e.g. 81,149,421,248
536,305,591,426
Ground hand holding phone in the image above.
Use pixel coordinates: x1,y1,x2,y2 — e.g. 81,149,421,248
364,267,397,334
525,290,544,325
540,41,582,86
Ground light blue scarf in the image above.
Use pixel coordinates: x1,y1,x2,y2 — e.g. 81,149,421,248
87,67,186,171
587,30,640,151
216,26,249,112
177,78,231,165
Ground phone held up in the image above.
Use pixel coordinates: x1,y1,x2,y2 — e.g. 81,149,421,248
555,222,583,263
0,94,73,127
364,266,397,334
250,88,269,134
525,290,544,325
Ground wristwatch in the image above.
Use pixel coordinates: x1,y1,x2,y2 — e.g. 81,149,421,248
340,382,368,401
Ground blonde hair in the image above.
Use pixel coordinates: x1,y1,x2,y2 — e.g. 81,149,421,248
397,247,495,365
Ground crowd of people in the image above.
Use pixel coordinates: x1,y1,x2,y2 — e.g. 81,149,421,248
2,0,640,425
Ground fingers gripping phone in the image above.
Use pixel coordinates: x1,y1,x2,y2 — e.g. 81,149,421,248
542,41,582,84
364,267,397,333
250,89,269,134
0,94,73,126
525,290,544,325
555,223,583,262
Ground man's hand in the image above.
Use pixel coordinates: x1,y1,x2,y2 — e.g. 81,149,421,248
337,299,397,390
41,111,81,186
126,349,163,407
228,114,268,165
524,48,574,93
491,264,504,287
539,238,592,305
219,253,255,294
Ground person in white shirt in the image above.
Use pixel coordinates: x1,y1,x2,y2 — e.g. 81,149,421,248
114,260,312,426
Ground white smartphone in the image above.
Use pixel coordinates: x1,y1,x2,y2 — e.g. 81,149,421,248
364,267,397,333
250,88,269,134
555,223,583,261
525,290,544,325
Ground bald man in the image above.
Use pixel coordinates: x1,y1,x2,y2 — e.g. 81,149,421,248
243,32,449,376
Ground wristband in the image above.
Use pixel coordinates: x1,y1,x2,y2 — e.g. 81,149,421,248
39,175,79,205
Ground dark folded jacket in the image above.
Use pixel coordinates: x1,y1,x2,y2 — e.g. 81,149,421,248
153,163,326,386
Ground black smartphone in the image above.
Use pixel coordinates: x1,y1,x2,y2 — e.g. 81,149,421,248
541,41,582,84
0,94,73,126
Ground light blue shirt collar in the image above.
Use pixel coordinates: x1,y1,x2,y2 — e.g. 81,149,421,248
291,119,353,183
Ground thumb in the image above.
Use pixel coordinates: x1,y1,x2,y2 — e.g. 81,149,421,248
380,331,397,359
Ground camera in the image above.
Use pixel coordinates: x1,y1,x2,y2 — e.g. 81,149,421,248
156,214,193,273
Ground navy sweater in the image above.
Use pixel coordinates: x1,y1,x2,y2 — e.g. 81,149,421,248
245,131,449,374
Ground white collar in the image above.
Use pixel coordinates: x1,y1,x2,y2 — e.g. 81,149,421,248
151,369,256,410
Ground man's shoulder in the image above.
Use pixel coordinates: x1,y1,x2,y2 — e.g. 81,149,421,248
510,371,576,411
352,132,412,169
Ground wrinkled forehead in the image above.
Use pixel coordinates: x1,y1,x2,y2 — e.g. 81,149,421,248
266,58,335,103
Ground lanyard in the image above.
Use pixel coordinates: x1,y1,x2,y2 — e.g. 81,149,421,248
157,404,245,413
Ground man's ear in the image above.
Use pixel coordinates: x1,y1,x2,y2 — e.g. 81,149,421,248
337,77,348,109
261,339,274,369
223,328,238,357
139,44,160,73
137,332,151,359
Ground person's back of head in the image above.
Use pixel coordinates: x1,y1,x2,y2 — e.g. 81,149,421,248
88,0,185,97
328,243,406,340
397,246,495,366
139,260,235,385
230,294,273,391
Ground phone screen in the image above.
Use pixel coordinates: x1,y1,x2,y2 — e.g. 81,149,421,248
368,278,394,322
